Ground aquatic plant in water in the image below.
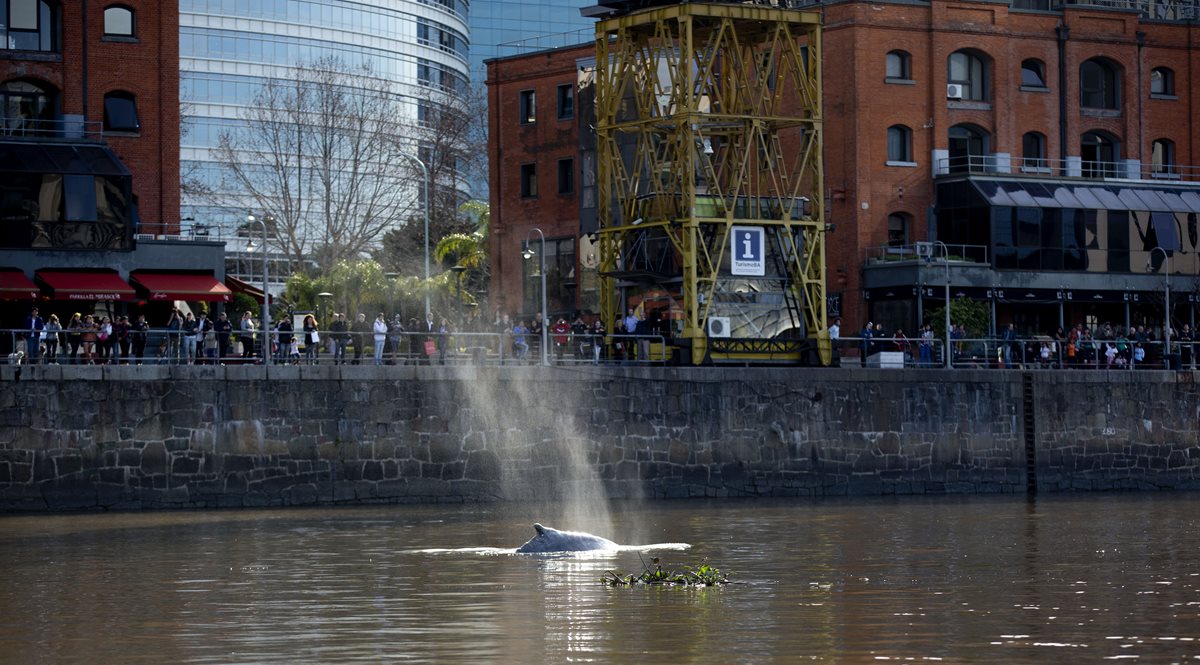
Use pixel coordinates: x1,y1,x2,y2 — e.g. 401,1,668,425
601,557,728,587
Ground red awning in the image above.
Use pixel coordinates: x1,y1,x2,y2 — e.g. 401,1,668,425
225,275,266,303
0,269,39,300
130,271,233,302
35,269,135,302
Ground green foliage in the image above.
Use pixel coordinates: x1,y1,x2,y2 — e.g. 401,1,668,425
924,297,992,338
601,557,729,587
230,293,259,318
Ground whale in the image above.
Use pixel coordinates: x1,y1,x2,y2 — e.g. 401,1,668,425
515,523,618,553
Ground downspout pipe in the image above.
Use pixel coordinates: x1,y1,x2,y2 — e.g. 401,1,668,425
81,0,88,119
1056,24,1069,162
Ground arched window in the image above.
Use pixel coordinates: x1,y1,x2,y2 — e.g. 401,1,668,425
1080,58,1120,109
1150,67,1174,96
103,5,134,37
947,50,990,101
1081,131,1119,178
887,125,913,163
1151,139,1176,176
103,91,140,133
887,213,910,247
1,79,57,136
1,0,59,52
948,124,990,173
1020,59,1046,88
886,50,911,81
1022,132,1047,170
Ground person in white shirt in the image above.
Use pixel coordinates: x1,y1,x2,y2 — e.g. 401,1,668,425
828,317,841,366
373,313,389,366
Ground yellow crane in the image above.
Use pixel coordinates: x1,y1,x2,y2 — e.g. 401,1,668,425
593,1,828,365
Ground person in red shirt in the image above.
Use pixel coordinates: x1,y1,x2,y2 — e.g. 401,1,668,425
551,317,571,364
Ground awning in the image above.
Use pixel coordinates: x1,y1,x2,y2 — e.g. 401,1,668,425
35,269,135,301
130,271,232,302
0,268,40,300
969,179,1200,213
0,141,131,176
224,275,265,303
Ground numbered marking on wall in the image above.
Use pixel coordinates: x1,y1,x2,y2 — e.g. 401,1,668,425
730,225,765,276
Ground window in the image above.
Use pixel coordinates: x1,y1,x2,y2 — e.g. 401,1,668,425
557,158,574,194
1150,67,1174,96
518,89,535,124
556,84,574,120
1,79,55,135
520,163,537,197
1021,132,1047,170
2,0,58,51
103,5,133,37
1151,139,1175,176
522,237,576,317
948,124,990,173
1080,58,1119,109
948,50,989,101
103,91,139,132
885,50,911,81
1080,131,1119,177
887,213,909,247
63,175,97,222
1020,59,1046,88
886,125,912,163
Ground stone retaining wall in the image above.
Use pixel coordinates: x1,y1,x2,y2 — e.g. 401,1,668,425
1,364,1198,511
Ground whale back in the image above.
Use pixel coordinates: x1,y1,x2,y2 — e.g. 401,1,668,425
516,523,617,553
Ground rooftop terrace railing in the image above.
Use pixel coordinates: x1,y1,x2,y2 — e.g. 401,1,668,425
937,154,1200,184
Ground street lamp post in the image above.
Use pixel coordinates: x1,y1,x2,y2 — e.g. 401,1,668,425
398,153,431,318
934,241,951,369
246,213,271,365
522,228,549,366
1148,247,1171,365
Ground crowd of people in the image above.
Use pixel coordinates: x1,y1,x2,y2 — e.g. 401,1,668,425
830,316,1187,369
10,306,673,367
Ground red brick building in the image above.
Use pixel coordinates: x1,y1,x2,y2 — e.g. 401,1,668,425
2,1,227,344
489,0,1200,340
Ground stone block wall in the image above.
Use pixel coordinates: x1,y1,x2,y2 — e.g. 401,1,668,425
1,364,1198,511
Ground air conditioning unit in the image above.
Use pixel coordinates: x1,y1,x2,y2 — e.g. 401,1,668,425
707,316,731,338
946,83,965,100
915,241,934,258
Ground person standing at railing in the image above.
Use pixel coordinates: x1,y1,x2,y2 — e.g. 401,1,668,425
571,314,589,360
859,321,873,367
131,315,148,364
214,312,232,360
66,313,83,364
330,313,348,365
239,311,256,360
114,315,131,364
623,308,640,361
166,310,183,363
436,317,451,365
918,323,933,367
21,307,44,364
96,316,113,364
512,320,530,361
302,314,319,365
181,312,199,365
195,313,212,365
372,312,388,366
80,314,97,364
275,316,294,364
1001,323,1017,368
828,317,841,367
388,315,404,364
551,317,570,363
591,318,605,364
43,314,62,364
1179,324,1194,369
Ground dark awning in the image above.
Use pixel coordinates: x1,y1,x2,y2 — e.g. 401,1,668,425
130,271,233,302
224,275,265,303
969,179,1200,213
35,269,135,301
0,141,132,177
0,268,39,300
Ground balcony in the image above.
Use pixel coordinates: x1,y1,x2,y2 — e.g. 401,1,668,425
935,154,1200,185
864,243,990,266
1063,0,1198,20
0,117,105,143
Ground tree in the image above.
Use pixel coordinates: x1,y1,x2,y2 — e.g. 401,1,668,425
926,297,992,338
209,57,422,271
435,200,490,314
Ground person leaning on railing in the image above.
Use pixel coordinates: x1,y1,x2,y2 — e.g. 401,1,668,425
131,315,149,365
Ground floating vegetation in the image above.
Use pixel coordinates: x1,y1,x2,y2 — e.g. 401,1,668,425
601,557,729,587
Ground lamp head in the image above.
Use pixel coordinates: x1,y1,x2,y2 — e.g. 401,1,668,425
522,248,535,260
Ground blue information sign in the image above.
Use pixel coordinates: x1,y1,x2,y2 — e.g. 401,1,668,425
730,226,764,276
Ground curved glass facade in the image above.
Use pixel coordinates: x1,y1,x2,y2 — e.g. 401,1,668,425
180,0,470,246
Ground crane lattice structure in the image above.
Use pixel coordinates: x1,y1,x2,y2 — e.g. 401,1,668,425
594,2,826,364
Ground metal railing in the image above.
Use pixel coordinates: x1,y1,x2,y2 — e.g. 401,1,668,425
1,328,672,367
936,154,1200,183
831,335,1189,370
864,243,989,265
0,117,105,141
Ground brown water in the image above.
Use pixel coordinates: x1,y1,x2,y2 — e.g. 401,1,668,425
1,495,1199,664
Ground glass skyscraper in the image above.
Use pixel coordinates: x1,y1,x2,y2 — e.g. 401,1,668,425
179,0,471,260
468,0,595,79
